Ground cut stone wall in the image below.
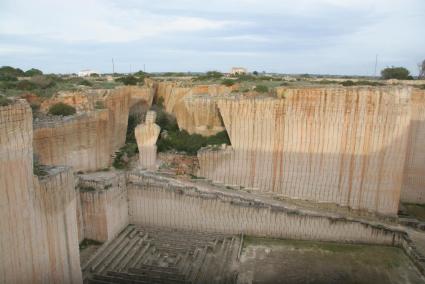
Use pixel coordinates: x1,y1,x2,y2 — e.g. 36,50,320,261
198,87,411,216
402,89,425,203
33,110,112,172
32,167,82,284
78,171,129,242
0,101,82,284
155,82,233,136
127,172,403,245
135,111,160,170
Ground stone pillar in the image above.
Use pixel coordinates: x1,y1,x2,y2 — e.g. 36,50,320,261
135,111,160,170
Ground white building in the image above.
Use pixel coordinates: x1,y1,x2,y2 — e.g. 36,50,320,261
230,67,247,75
78,69,98,77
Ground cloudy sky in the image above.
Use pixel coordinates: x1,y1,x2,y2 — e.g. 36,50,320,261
0,0,424,75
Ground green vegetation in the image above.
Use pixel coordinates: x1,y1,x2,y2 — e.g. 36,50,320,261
24,68,43,77
113,143,138,169
221,79,235,86
157,130,230,155
48,102,76,116
113,114,141,169
0,95,12,106
381,66,412,80
341,80,384,87
116,75,138,85
79,239,103,250
95,101,105,109
33,155,47,176
194,71,224,81
254,85,269,93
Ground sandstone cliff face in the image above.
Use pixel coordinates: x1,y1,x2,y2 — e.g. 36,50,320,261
127,172,402,245
77,171,129,242
0,101,81,284
198,87,411,216
155,82,233,136
135,111,160,170
402,89,425,203
33,110,112,172
34,87,133,172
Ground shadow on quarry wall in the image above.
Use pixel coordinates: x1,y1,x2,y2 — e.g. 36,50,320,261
198,126,408,216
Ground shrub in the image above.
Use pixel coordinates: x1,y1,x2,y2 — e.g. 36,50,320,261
0,74,18,82
381,67,411,80
16,80,38,91
116,75,140,85
222,79,235,86
48,102,76,116
341,80,355,86
0,95,12,106
33,155,47,176
157,130,230,155
31,75,56,89
254,85,269,93
113,143,138,169
24,68,43,77
0,66,24,77
95,101,105,109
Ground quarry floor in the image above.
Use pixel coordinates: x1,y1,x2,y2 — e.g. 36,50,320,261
238,237,424,284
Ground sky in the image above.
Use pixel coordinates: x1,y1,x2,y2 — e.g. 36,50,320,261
0,0,424,75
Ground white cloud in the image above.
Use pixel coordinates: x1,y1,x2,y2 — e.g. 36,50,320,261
0,44,46,55
0,0,242,43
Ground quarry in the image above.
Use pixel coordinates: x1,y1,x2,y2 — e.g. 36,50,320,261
2,72,425,284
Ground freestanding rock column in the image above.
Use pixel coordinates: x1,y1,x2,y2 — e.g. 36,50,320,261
135,111,160,170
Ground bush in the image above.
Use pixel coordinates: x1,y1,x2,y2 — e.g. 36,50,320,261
48,102,76,116
0,74,18,82
31,75,56,89
95,101,105,109
116,75,140,85
24,68,43,77
157,130,230,155
113,143,138,169
16,80,38,91
381,67,411,80
341,80,355,86
0,95,12,106
0,66,24,77
254,85,269,93
222,79,235,86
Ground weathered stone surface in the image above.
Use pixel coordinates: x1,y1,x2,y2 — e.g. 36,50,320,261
33,111,112,172
402,89,425,203
198,87,411,216
78,171,129,242
135,111,160,170
155,82,234,136
127,172,403,245
33,87,133,172
0,101,82,284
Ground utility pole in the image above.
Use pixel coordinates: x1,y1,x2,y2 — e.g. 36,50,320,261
374,54,378,77
144,64,146,73
112,58,115,75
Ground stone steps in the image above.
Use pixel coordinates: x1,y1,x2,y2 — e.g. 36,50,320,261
83,225,240,284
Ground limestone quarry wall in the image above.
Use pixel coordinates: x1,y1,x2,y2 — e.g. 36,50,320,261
78,172,129,242
104,87,131,152
402,89,425,203
128,86,155,121
155,82,232,136
0,101,81,284
33,110,112,172
32,167,82,284
127,172,403,245
198,87,411,216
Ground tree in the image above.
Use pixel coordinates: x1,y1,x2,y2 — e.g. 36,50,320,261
381,66,411,80
253,71,259,76
419,60,425,79
0,66,24,77
48,103,76,116
24,68,43,77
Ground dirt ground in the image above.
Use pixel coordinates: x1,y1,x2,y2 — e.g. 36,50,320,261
237,237,425,284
